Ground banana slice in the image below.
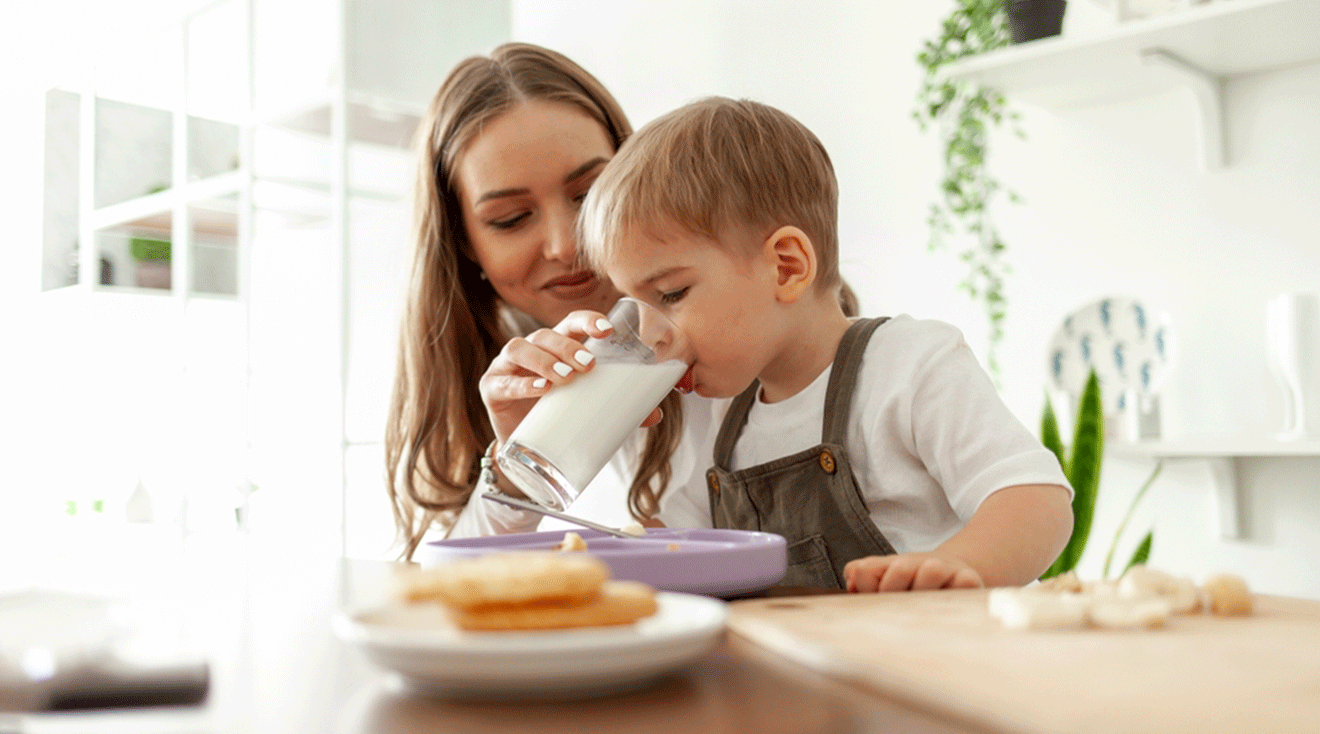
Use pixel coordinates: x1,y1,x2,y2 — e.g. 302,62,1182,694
1118,565,1201,614
1089,598,1172,629
989,588,1089,631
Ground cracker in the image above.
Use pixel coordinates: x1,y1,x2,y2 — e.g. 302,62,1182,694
555,531,588,551
452,580,659,631
401,552,609,609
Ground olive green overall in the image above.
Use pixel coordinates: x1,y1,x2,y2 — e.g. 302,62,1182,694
706,318,897,590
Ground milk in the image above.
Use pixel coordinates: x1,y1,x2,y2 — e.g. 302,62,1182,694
502,359,688,505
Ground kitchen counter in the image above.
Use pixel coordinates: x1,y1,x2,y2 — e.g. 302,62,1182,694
7,551,988,734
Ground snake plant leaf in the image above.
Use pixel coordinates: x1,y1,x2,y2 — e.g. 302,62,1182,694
1040,392,1067,473
1062,369,1105,571
1123,530,1154,574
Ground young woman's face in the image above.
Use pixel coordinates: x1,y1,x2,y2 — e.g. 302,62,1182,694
454,100,621,327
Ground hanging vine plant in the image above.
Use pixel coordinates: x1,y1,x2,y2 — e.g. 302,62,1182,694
914,0,1022,380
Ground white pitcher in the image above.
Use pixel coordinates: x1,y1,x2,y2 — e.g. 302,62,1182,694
1266,292,1320,440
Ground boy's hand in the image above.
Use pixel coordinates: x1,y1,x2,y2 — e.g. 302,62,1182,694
844,552,984,593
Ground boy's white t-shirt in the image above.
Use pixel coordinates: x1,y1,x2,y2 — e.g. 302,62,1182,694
656,314,1071,554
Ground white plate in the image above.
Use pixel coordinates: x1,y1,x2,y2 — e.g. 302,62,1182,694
1047,296,1176,410
334,592,726,698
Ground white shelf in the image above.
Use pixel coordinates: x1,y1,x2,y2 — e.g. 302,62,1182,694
1110,437,1320,459
1109,437,1320,541
944,0,1320,169
946,0,1320,107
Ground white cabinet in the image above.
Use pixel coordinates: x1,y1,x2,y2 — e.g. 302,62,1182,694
40,0,510,558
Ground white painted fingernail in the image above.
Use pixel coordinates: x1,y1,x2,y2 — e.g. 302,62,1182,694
553,362,573,377
595,318,612,331
532,378,548,389
574,350,594,366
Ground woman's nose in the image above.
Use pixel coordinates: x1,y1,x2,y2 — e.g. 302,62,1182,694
542,207,576,261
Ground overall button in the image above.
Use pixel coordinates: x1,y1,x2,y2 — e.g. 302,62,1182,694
818,449,836,474
707,470,721,493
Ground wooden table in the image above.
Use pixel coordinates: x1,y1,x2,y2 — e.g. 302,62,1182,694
9,552,987,734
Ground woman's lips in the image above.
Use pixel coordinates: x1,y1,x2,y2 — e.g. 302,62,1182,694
542,271,598,298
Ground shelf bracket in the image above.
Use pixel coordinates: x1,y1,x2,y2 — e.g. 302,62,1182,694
1141,48,1226,171
1204,457,1244,540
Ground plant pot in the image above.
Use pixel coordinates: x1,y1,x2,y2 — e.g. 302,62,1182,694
1005,0,1067,43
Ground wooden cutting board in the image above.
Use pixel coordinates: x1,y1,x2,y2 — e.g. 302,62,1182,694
727,589,1320,734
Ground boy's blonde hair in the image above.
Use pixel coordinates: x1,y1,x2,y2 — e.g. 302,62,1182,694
580,96,840,293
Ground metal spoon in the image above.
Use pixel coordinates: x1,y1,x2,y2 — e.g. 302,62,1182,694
481,490,633,539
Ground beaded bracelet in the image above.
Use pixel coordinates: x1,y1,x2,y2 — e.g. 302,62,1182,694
477,440,499,491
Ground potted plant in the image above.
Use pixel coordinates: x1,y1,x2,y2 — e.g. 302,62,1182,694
1005,0,1067,43
130,236,171,289
1040,368,1159,579
914,0,1069,379
914,0,1019,379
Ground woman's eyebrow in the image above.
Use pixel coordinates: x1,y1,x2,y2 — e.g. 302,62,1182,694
473,157,608,205
475,187,527,205
564,157,608,184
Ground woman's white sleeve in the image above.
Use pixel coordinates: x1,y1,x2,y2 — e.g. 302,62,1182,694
444,484,542,538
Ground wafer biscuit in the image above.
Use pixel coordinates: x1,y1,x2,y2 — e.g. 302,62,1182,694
451,580,659,631
401,553,609,609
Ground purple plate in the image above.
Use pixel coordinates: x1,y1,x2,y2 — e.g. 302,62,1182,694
418,528,787,598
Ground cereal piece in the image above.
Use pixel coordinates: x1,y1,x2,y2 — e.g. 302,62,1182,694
1203,573,1253,616
620,521,647,537
556,531,588,551
400,552,609,609
989,587,1088,631
452,581,659,631
1118,565,1201,614
666,543,681,551
1089,598,1172,629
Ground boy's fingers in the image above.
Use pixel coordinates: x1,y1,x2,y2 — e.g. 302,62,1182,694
844,558,884,593
913,560,955,591
949,568,984,589
878,559,918,593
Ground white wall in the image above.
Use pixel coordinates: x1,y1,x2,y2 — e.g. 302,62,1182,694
3,0,1316,597
511,0,1320,598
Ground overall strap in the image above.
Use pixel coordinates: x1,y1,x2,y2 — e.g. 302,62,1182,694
821,317,889,444
712,380,760,468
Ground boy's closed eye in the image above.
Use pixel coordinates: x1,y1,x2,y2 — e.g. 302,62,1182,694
659,286,690,305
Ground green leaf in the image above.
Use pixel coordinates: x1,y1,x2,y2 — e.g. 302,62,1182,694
1101,459,1163,579
1040,393,1067,472
1124,531,1154,574
1061,370,1104,571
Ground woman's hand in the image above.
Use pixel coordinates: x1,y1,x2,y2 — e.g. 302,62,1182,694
480,309,614,444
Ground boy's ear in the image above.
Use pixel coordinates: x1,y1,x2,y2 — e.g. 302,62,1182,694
764,225,815,303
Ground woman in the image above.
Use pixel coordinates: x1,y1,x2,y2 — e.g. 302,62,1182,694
386,42,858,559
385,43,689,558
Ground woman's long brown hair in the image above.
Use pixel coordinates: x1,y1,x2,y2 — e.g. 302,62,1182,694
385,43,684,560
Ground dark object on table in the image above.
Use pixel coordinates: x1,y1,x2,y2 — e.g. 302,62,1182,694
2,661,209,712
1005,0,1066,43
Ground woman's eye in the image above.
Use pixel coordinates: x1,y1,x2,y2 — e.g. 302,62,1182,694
489,212,529,230
659,286,689,305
